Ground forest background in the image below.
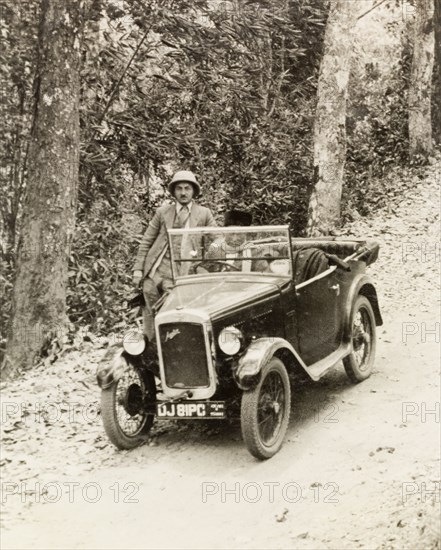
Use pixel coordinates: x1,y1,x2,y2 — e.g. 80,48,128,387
1,0,439,366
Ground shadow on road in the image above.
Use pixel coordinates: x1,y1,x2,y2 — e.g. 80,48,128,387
137,364,356,456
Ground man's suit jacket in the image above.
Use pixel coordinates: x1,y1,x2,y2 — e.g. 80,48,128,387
134,202,217,277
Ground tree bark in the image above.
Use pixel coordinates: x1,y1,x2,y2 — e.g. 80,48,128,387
432,0,441,144
2,0,86,378
408,0,435,157
306,0,359,237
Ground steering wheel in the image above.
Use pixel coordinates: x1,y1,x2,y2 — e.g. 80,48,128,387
193,260,241,273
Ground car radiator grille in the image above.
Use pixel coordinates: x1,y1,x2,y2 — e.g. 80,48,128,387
158,323,210,388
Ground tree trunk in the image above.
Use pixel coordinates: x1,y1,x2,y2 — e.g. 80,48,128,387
2,0,86,378
408,0,435,157
432,0,441,144
306,0,359,237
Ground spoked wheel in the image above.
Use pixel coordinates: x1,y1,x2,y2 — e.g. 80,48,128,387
241,357,291,460
343,295,376,383
101,359,156,449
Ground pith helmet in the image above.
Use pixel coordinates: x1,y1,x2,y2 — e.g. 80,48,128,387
168,170,201,198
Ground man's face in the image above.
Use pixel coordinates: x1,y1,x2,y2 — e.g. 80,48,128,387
174,182,194,205
225,232,247,249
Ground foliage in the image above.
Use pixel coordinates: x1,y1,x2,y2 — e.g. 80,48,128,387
67,201,135,332
0,0,40,257
1,0,425,340
343,23,413,219
70,0,328,330
79,0,327,225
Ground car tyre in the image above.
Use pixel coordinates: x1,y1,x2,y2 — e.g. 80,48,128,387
101,362,156,450
343,295,376,383
241,357,291,460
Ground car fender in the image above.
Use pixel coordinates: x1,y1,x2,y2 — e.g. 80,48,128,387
96,348,129,389
343,274,383,343
234,337,308,390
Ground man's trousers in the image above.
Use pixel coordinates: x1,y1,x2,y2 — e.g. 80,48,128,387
142,259,173,340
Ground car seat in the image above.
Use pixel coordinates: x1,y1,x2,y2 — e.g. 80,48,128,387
292,248,330,285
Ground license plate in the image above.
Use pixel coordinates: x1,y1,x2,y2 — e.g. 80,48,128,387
156,401,225,419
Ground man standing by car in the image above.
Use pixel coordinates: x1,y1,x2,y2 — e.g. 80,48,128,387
133,170,217,339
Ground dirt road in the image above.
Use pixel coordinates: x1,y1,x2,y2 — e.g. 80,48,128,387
1,164,440,549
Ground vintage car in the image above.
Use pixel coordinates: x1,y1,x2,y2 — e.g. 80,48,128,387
97,226,382,460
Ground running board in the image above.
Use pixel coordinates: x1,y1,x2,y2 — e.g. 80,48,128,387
304,343,352,381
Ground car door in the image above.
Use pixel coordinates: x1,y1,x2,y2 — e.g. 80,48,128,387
295,270,341,365
280,281,300,350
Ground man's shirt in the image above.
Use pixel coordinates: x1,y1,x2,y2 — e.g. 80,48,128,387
175,201,193,226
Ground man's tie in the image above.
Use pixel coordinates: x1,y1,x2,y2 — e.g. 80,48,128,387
176,205,190,228
174,206,191,275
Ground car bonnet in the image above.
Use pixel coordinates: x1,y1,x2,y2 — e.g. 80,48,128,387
158,276,286,319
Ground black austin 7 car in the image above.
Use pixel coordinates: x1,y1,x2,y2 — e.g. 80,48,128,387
97,225,382,459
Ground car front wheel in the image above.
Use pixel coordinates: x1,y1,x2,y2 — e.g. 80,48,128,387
343,295,376,383
241,357,291,460
101,360,156,449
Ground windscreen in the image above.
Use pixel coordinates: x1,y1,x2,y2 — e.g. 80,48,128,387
167,226,291,278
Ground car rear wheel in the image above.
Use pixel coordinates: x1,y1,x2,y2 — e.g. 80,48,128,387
101,360,156,449
343,295,376,383
241,357,291,460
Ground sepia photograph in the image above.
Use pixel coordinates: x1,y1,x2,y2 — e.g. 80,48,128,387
0,0,440,548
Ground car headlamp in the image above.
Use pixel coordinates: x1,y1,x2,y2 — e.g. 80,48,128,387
122,329,146,355
218,326,243,355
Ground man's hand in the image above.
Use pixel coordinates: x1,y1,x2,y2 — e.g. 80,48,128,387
133,270,143,286
210,242,223,252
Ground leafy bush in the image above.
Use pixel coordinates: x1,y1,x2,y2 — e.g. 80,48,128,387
67,196,144,333
343,26,413,219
